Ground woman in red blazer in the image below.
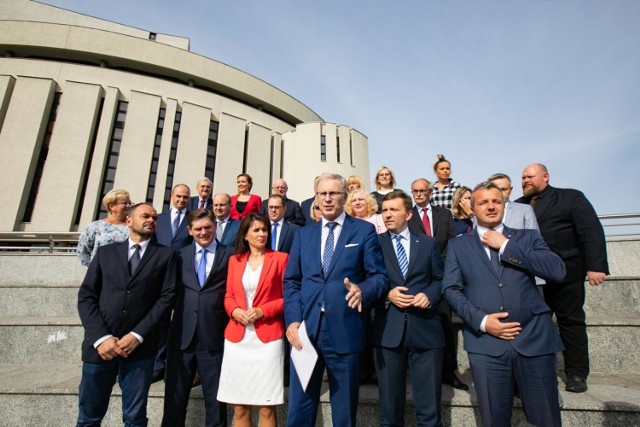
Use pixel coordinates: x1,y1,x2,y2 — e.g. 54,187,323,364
217,212,287,427
229,173,262,220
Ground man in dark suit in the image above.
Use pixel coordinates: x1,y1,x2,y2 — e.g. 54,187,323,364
284,173,388,427
212,193,240,246
443,182,566,427
162,209,232,427
259,178,305,226
156,184,193,251
407,178,466,391
373,190,445,426
516,163,609,393
266,194,300,254
187,178,213,211
76,203,177,426
300,176,321,226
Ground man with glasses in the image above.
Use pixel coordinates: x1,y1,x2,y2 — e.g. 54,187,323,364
260,178,305,226
266,194,300,254
284,173,388,427
187,178,213,211
488,173,539,231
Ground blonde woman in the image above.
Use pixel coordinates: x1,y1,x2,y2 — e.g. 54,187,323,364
370,166,396,213
346,189,387,234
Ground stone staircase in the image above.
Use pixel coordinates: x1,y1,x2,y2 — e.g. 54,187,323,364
0,241,639,426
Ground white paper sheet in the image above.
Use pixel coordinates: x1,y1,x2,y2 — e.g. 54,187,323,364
290,321,318,392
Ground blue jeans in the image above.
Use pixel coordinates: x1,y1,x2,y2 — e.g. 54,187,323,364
76,357,154,427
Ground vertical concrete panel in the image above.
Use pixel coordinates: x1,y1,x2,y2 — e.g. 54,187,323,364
245,122,272,199
172,102,211,193
0,75,16,130
0,77,55,230
113,90,161,204
151,98,177,211
281,122,322,202
30,81,103,231
324,123,337,165
213,113,246,195
271,133,282,182
351,129,370,186
337,125,351,166
78,87,120,227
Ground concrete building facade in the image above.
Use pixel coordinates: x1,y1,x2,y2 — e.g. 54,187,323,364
0,0,370,231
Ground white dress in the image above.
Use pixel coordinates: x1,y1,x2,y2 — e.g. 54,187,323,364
217,262,284,405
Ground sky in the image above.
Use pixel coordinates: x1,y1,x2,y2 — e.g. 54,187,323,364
42,0,640,216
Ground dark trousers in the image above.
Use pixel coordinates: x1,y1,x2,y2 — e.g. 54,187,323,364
287,314,361,427
162,336,226,427
437,301,459,378
544,279,589,379
374,326,443,427
76,357,154,427
469,348,561,427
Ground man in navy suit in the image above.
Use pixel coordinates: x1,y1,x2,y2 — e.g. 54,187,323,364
187,178,213,211
260,179,305,226
77,203,177,426
156,184,193,251
266,194,300,254
162,209,232,427
212,193,240,246
284,173,388,427
443,182,566,427
373,190,444,427
488,173,539,231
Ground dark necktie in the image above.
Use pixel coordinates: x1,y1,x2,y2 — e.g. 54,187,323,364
200,199,206,209
271,222,279,251
394,234,408,279
129,244,141,275
197,248,207,287
489,247,500,275
172,210,181,237
322,222,337,276
530,195,539,208
421,207,432,237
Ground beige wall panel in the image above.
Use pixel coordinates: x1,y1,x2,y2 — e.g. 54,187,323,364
337,125,351,166
323,123,337,165
0,77,55,230
0,75,16,130
213,113,246,195
271,133,283,183
150,98,178,211
245,122,272,199
351,129,370,187
172,102,211,198
281,122,322,202
30,81,103,231
113,91,161,204
78,87,120,227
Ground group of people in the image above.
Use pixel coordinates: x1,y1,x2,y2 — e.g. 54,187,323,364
75,155,608,427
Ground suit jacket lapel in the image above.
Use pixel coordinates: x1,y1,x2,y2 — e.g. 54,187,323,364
130,241,157,281
406,233,420,279
533,186,553,221
470,230,500,279
412,206,426,233
380,232,403,284
324,217,352,278
254,251,275,300
181,244,201,291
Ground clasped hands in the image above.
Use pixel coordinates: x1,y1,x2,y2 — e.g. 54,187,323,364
97,333,140,361
232,307,264,326
387,287,431,309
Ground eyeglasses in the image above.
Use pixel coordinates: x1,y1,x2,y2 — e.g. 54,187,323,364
115,201,134,207
316,192,344,199
411,189,430,194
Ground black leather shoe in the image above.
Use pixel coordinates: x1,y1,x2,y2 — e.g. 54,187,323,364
152,369,165,383
566,376,588,393
443,373,469,390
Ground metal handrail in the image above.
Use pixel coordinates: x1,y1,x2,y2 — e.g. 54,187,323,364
598,213,640,241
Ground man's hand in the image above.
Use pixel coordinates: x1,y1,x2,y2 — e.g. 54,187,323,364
481,229,507,250
97,336,127,361
246,307,264,323
117,333,141,356
587,271,606,286
411,292,431,309
388,286,414,308
286,322,302,350
231,307,250,326
484,312,521,340
344,277,362,312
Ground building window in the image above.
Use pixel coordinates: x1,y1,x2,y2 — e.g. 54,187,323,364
96,101,127,219
320,135,326,162
205,119,219,184
146,108,165,203
336,134,341,163
162,110,182,210
349,133,354,167
22,92,62,222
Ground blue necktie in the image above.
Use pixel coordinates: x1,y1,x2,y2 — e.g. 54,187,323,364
322,222,337,276
197,248,207,287
271,222,279,251
172,210,181,237
489,247,500,275
394,235,408,279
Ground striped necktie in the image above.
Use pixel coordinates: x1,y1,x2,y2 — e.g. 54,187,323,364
394,234,408,279
322,222,337,275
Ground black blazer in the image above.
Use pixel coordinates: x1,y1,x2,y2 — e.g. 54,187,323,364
516,185,609,283
188,196,212,212
408,205,456,256
300,196,316,226
218,218,240,247
154,209,193,250
168,242,232,351
372,231,444,349
273,221,300,254
260,197,305,226
78,241,177,364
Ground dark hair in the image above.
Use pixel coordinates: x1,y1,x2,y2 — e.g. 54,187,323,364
187,208,215,227
233,212,271,255
381,190,412,212
268,194,286,205
237,173,253,192
127,202,155,216
433,154,450,171
488,172,511,183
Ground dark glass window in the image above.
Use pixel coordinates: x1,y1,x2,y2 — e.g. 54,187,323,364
146,108,166,202
204,119,219,183
336,135,341,163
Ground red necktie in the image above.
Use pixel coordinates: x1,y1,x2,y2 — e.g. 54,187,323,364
200,199,205,209
422,208,432,237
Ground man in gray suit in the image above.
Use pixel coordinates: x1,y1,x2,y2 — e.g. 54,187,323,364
488,173,539,231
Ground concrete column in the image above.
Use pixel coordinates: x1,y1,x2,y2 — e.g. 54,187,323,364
281,122,322,202
0,77,55,230
30,81,103,231
245,122,272,199
351,129,369,179
337,125,351,166
213,113,246,195
77,86,120,227
271,132,283,182
112,90,161,204
150,98,177,212
323,123,337,164
0,75,16,130
172,101,211,196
